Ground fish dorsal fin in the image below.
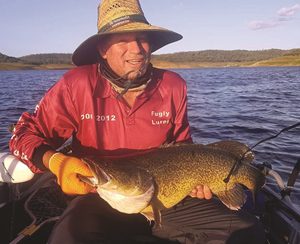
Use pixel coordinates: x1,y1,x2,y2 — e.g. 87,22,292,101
206,140,254,164
216,184,247,210
159,141,193,148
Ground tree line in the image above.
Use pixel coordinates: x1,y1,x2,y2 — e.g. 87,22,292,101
1,49,299,64
20,53,73,65
0,52,21,63
151,49,300,63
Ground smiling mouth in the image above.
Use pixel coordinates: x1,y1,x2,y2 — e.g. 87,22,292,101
126,59,144,65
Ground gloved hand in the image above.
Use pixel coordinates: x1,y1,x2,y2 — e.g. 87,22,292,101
48,153,94,195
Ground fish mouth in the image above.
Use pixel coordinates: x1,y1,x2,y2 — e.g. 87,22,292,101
80,159,112,187
92,163,111,186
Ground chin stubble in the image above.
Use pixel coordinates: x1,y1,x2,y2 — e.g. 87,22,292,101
125,54,150,81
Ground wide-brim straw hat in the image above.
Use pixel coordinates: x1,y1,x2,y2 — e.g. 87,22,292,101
72,0,182,66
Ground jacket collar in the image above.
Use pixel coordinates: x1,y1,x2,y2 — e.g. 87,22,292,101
93,68,112,98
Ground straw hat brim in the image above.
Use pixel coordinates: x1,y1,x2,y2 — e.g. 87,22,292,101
72,22,182,66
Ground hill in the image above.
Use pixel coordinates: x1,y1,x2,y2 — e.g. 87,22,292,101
1,49,300,70
0,52,22,63
17,49,297,64
152,49,289,63
0,53,74,70
20,53,72,65
151,48,300,68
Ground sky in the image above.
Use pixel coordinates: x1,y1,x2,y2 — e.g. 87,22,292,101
0,0,300,57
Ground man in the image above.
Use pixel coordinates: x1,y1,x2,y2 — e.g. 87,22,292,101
10,0,265,243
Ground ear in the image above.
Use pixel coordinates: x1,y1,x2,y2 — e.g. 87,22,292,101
96,42,107,59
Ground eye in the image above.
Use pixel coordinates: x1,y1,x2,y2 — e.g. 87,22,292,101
116,39,126,44
137,36,149,44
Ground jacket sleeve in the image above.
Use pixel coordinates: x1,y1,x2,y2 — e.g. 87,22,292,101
9,77,78,173
172,79,193,144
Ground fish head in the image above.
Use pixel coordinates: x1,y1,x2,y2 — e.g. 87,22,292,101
99,164,153,195
84,159,155,214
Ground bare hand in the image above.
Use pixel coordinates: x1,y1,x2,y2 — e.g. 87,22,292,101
190,185,213,200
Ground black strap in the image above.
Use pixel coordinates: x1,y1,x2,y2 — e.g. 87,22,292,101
99,60,152,89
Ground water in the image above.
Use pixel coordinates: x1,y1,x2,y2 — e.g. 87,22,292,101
0,67,299,205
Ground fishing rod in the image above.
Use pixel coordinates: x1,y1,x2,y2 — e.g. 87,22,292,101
223,121,300,185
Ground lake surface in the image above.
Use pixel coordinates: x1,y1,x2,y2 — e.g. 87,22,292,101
0,67,299,205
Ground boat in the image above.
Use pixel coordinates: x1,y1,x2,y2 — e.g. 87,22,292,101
0,152,299,244
261,185,300,243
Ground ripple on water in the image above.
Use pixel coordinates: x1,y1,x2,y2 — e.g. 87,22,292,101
1,67,300,204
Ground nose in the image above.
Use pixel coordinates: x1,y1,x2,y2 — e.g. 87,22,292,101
128,39,144,54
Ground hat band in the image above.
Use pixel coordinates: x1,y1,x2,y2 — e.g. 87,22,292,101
98,14,149,33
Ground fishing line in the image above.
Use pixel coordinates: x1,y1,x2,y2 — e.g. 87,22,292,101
223,121,300,184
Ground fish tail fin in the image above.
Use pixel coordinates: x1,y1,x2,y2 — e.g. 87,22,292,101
238,164,266,194
217,184,247,210
218,164,265,210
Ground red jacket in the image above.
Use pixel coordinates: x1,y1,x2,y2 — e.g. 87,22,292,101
9,64,192,173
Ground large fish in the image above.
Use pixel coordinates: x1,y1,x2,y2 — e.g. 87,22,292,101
80,141,265,224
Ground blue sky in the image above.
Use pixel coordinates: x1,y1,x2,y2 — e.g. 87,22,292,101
0,0,300,57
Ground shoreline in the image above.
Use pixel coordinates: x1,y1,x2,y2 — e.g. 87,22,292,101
0,63,74,71
1,60,300,71
2,48,299,70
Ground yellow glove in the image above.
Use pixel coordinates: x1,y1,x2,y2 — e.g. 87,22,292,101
49,153,94,195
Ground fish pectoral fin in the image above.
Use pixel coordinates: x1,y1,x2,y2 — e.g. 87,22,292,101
141,204,162,228
141,211,154,222
152,203,162,228
216,184,247,211
141,205,154,220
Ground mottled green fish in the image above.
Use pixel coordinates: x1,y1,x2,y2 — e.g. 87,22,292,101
81,141,265,224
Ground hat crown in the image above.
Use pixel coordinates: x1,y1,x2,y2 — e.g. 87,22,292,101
97,0,148,32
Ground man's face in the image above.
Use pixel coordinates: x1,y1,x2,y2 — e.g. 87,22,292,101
98,32,151,81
